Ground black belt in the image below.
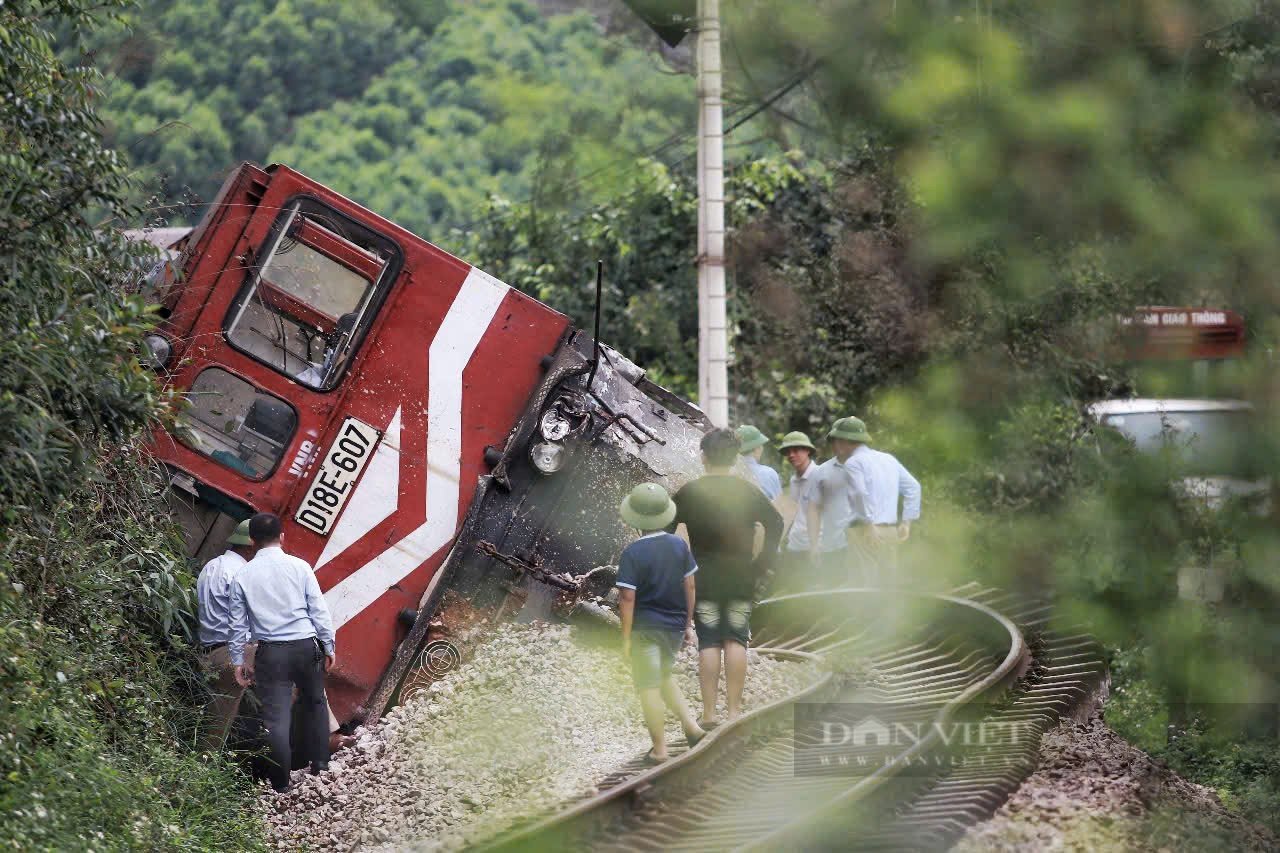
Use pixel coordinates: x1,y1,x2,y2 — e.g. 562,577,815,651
257,637,317,646
201,641,227,653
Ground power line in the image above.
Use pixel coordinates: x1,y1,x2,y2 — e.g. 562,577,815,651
451,64,819,235
1000,7,1257,49
724,63,818,136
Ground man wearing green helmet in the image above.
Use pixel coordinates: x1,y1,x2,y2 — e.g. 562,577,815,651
840,417,921,585
808,417,921,586
616,483,706,764
196,519,257,751
776,431,820,591
735,424,782,501
805,418,867,585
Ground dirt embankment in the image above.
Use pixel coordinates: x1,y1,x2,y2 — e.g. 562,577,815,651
956,712,1276,852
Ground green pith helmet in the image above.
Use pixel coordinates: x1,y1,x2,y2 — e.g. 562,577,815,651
620,482,677,531
828,416,872,444
227,519,252,547
777,431,817,452
736,424,768,453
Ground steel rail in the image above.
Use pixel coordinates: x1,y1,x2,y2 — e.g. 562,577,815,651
476,589,1040,852
478,644,834,852
744,592,1027,851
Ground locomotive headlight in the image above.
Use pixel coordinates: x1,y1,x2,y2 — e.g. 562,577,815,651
540,408,572,442
141,333,172,371
530,441,565,475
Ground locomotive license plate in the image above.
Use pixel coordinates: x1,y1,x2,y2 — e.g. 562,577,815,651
295,417,381,536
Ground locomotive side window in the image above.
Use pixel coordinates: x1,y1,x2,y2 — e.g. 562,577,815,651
224,198,400,391
177,368,298,480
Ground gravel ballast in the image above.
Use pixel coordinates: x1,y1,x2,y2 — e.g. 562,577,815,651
955,711,1277,852
263,622,819,851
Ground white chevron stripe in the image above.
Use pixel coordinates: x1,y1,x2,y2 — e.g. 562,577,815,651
315,407,403,569
325,267,509,628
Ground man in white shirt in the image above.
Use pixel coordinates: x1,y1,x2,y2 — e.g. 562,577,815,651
229,513,336,792
776,431,820,592
736,424,782,501
806,426,860,586
195,520,256,751
839,418,922,586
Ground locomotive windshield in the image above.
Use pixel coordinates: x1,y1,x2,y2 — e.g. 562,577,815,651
176,368,298,479
224,197,400,391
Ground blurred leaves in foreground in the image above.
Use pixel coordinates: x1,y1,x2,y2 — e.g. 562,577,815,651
721,0,1280,831
406,1,1280,831
720,0,1280,708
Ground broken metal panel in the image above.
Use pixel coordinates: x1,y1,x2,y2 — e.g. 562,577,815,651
453,329,707,604
579,341,707,480
368,329,709,720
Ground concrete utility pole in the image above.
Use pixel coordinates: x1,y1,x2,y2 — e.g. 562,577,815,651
696,0,729,427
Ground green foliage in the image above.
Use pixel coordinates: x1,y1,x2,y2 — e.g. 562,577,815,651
89,0,417,201
41,0,1280,843
1,0,163,519
1105,646,1169,752
82,0,694,233
0,445,264,851
457,158,699,397
721,3,1280,837
727,151,928,433
1109,645,1280,836
460,150,930,434
726,0,1280,683
270,0,692,234
2,3,263,848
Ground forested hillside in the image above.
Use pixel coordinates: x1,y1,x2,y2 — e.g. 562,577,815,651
83,0,694,234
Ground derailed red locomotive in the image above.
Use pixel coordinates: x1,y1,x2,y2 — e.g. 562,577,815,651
141,162,708,724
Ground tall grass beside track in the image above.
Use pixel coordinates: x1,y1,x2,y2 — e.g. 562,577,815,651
0,445,265,851
2,0,269,846
1107,645,1280,838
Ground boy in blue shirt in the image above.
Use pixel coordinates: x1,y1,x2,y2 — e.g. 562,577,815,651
616,482,706,764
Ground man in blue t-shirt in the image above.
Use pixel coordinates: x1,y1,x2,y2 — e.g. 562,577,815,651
616,482,706,764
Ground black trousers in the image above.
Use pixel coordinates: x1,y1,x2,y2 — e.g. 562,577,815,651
256,637,329,790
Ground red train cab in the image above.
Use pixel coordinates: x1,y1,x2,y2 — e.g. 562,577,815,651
146,163,709,724
147,163,574,720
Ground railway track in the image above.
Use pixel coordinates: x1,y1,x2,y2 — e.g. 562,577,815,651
478,585,1106,852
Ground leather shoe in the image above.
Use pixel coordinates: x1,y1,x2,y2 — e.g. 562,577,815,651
309,762,329,775
329,732,356,753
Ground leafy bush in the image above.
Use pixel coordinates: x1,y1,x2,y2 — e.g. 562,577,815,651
2,2,265,848
0,445,265,851
1,0,163,519
459,151,925,431
1109,645,1280,836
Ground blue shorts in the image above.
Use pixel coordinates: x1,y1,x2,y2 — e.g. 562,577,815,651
630,629,682,690
694,599,752,650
